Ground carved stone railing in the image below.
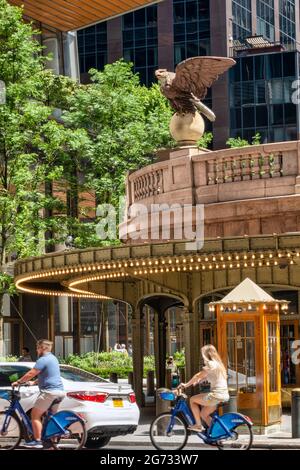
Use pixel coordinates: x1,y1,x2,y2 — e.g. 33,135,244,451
133,168,164,201
206,151,283,185
123,141,300,241
126,141,300,207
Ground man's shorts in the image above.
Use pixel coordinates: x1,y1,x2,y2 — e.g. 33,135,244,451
34,390,66,413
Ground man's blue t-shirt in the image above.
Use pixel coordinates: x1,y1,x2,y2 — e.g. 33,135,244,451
34,353,64,391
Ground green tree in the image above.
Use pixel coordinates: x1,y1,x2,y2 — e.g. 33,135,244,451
0,0,89,353
197,132,213,149
226,132,261,148
62,61,173,247
0,2,177,352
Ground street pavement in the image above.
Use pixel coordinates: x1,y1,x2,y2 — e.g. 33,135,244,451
107,392,300,450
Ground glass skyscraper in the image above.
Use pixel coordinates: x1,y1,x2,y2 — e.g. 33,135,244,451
77,23,107,75
232,0,252,39
279,0,296,46
230,51,298,143
173,0,210,66
122,5,158,85
256,0,275,41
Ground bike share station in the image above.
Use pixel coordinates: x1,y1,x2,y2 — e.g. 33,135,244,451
209,278,287,434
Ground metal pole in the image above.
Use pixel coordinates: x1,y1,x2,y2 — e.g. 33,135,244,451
292,389,300,438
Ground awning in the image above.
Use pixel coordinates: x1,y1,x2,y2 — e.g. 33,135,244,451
9,0,162,31
217,278,276,304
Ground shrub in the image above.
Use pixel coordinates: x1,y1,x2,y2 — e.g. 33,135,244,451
226,132,261,148
197,132,213,149
62,351,184,379
0,356,18,362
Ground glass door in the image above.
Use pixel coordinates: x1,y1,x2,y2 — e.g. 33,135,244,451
266,317,281,423
220,315,261,421
268,321,279,393
226,321,257,394
280,321,298,385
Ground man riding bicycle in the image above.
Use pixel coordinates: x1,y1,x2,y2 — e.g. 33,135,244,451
12,339,65,449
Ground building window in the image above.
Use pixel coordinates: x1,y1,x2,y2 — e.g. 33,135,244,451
279,0,296,47
123,5,158,86
173,0,210,66
77,23,108,74
280,323,297,384
232,0,252,40
230,51,299,143
256,0,275,41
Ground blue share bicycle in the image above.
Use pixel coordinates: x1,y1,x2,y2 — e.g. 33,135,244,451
150,388,254,451
0,385,87,450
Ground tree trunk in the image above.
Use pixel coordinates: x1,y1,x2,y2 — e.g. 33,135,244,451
0,142,8,356
0,295,4,357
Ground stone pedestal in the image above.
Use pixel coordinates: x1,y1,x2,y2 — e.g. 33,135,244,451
170,112,205,146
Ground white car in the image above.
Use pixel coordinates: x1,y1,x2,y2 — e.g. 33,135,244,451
0,362,139,449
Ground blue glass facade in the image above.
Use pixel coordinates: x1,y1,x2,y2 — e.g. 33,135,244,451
173,0,210,66
77,23,107,74
279,0,296,46
232,0,252,39
122,5,158,86
77,1,211,86
173,0,211,128
256,0,275,41
230,51,299,142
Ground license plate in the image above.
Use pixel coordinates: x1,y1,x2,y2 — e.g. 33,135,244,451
113,399,123,407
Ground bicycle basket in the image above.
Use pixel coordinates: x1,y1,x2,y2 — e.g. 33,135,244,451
159,391,176,401
0,390,12,401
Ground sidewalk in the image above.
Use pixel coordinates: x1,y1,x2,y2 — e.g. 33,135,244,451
110,396,300,449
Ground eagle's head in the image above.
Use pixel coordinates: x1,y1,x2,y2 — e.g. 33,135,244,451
155,69,172,87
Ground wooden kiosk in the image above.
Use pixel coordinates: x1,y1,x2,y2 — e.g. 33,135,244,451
209,278,289,432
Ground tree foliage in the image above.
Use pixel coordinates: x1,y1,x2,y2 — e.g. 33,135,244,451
0,0,175,281
0,0,89,289
226,132,261,148
62,61,173,247
197,132,213,149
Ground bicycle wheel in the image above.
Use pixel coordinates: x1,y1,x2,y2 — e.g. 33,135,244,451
216,422,253,450
51,419,87,450
150,412,188,451
0,412,22,450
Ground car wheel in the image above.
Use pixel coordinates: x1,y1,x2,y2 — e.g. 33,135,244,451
85,436,111,449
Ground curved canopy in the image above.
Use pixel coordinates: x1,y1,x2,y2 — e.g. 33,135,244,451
9,0,161,31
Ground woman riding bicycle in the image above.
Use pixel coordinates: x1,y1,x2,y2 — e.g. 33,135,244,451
179,344,229,432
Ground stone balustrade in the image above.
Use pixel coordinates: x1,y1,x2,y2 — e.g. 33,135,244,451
132,168,164,201
124,141,300,241
127,141,300,206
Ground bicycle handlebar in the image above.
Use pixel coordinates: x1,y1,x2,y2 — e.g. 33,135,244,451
12,382,31,390
175,385,187,399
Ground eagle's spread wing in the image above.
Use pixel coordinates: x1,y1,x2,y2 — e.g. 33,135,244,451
172,57,236,100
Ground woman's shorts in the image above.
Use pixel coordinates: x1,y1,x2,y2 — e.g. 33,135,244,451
201,391,230,407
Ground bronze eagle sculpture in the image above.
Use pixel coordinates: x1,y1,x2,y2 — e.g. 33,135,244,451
155,57,236,122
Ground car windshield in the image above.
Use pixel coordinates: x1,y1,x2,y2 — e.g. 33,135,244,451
0,365,31,387
59,366,108,383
